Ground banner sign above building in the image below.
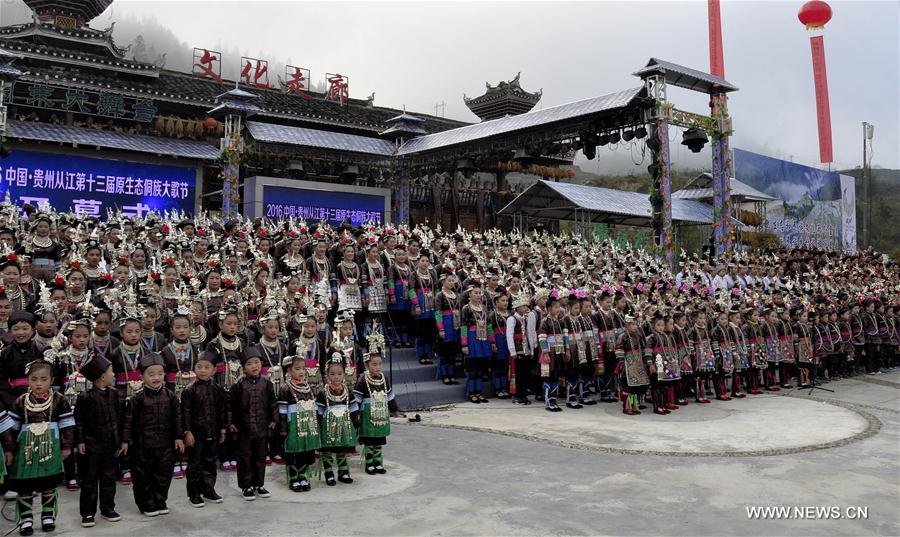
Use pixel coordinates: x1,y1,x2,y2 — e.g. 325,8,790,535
0,149,197,217
243,176,390,228
2,81,158,123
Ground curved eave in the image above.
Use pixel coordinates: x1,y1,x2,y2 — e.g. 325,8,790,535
1,24,126,59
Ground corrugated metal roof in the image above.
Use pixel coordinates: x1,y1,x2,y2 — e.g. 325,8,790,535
396,87,643,156
499,180,714,226
6,120,220,160
673,172,776,202
633,58,738,93
246,121,396,156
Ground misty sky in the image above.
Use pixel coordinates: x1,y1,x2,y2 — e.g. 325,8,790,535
1,0,897,174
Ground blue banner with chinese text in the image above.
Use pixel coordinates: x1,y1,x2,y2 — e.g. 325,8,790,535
262,184,385,227
0,150,196,217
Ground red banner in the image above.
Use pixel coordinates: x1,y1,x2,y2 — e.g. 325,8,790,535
810,36,833,163
708,0,725,77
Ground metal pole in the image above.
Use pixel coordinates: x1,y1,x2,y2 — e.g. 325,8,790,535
861,122,867,248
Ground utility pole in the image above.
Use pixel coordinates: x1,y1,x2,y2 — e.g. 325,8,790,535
862,122,874,249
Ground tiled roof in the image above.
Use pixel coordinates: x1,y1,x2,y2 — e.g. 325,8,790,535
246,121,395,156
6,119,220,160
499,179,715,226
0,36,467,135
633,58,738,93
396,87,642,155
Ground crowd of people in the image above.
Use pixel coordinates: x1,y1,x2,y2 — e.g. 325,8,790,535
0,200,896,534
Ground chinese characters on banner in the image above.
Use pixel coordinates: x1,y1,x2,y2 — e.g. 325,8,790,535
240,57,270,89
261,185,385,228
192,48,223,83
3,81,157,123
0,150,196,217
325,73,349,105
281,65,312,99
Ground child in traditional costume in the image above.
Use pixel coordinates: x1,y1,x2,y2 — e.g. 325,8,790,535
180,351,227,508
0,312,48,412
616,314,649,415
205,302,244,472
4,360,75,535
295,312,326,395
74,355,125,527
538,293,569,412
277,355,320,492
124,353,184,517
434,273,461,385
317,360,358,486
461,287,495,404
230,347,276,501
353,330,396,475
490,294,512,400
505,294,532,405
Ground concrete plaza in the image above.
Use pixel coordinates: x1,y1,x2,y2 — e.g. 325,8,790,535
13,372,899,536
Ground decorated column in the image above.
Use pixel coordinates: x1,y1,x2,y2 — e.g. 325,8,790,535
708,0,733,255
393,171,410,226
656,119,674,269
710,93,734,255
207,88,260,218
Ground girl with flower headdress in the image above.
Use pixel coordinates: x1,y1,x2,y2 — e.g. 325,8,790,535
81,240,105,292
2,359,74,535
1,254,33,314
21,213,62,284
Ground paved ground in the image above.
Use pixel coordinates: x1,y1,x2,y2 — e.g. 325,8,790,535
6,372,898,536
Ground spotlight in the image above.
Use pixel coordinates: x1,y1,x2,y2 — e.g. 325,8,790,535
622,129,635,142
681,128,709,153
597,133,610,146
646,133,661,153
456,159,477,177
608,131,621,145
581,133,599,160
634,126,648,139
0,146,10,159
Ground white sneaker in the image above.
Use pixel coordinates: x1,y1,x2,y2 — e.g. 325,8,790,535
3,490,17,501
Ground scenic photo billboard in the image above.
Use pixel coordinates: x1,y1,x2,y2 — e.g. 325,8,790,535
734,148,856,252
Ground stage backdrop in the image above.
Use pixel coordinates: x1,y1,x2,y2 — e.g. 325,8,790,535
0,149,197,217
734,148,856,252
243,176,391,228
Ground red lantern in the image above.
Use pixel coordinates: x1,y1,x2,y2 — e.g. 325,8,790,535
798,0,831,29
204,117,219,129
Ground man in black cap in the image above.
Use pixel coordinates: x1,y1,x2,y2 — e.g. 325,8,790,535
74,355,125,527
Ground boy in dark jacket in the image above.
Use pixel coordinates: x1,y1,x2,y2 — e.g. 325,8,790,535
123,354,184,517
74,355,126,528
229,347,276,501
181,351,227,507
